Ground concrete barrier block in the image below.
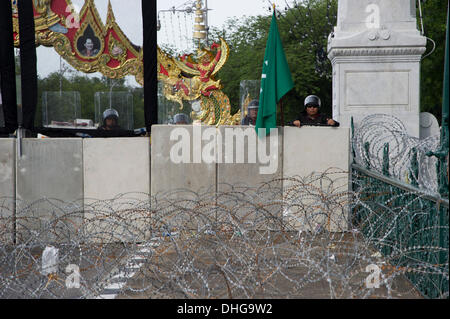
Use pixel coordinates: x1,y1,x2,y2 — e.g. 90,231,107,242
83,137,151,243
217,126,283,228
283,127,351,232
15,138,84,243
0,139,15,244
151,125,217,231
151,125,216,195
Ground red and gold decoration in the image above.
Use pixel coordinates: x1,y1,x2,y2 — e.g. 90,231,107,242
12,0,240,125
158,38,240,125
12,0,143,85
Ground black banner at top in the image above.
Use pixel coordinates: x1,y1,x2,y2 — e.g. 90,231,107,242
142,0,158,133
18,0,38,131
0,0,18,133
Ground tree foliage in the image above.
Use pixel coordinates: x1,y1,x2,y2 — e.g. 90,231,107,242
209,0,447,124
209,0,337,124
419,0,448,123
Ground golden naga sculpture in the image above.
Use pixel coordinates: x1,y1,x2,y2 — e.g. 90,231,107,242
33,0,65,32
12,0,240,126
158,38,241,126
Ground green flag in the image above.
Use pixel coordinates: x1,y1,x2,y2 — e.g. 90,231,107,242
255,12,294,135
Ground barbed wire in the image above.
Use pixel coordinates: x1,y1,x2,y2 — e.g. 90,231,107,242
0,169,446,299
352,114,442,195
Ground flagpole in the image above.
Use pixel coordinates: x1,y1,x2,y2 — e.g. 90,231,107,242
272,3,286,127
256,1,293,134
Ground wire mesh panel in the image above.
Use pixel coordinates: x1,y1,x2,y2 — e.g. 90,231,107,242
94,92,134,130
42,91,82,128
239,80,260,118
157,82,193,124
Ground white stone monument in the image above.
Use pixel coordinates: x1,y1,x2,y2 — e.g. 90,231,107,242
328,0,426,137
419,112,440,140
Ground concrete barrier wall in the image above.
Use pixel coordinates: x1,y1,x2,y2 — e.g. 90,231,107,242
15,139,84,243
4,137,152,243
151,125,217,196
283,126,351,232
151,125,218,230
151,125,285,194
0,139,15,243
1,126,351,241
83,137,151,200
216,126,284,226
217,126,283,188
83,137,151,242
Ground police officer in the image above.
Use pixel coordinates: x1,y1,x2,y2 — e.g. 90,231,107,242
99,108,121,130
241,99,259,126
293,95,339,127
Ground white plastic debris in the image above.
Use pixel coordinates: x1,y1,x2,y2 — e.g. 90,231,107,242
371,251,383,258
41,246,59,275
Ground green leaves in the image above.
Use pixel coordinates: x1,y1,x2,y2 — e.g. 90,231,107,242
420,0,448,123
210,0,337,124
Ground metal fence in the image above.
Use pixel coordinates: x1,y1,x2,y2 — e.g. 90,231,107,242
351,165,449,298
351,114,449,298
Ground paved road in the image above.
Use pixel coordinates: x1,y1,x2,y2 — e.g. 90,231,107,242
0,232,424,299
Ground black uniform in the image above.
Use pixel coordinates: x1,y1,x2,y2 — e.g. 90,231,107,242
295,111,339,127
98,124,121,130
241,116,256,126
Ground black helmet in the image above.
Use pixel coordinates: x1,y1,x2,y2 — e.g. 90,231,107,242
304,95,321,109
103,108,119,121
248,99,259,109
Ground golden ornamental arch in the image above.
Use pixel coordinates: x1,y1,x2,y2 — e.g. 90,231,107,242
12,0,241,125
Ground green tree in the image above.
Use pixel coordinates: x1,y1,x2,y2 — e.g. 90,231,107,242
209,0,337,124
210,0,447,125
420,0,448,123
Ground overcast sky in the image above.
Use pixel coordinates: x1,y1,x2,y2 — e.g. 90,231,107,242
36,0,285,86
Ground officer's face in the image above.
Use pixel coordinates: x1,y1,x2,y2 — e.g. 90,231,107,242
306,105,319,116
249,108,258,120
105,117,116,128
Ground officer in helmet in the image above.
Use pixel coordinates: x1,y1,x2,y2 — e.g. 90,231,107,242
99,108,121,130
241,99,259,126
293,95,339,127
173,113,190,125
